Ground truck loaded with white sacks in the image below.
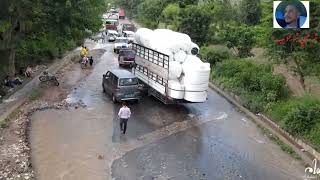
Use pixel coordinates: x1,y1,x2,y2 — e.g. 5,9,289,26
132,28,211,104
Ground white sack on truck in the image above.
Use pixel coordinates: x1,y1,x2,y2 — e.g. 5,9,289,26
134,28,153,47
169,61,183,80
174,50,187,63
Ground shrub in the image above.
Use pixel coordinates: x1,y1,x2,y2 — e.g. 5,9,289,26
240,92,266,113
212,59,289,112
201,45,231,66
304,123,320,151
282,97,320,136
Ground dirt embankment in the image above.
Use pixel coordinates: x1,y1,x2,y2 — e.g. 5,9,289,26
0,48,106,180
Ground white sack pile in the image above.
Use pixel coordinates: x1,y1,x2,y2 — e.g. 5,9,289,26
134,28,210,102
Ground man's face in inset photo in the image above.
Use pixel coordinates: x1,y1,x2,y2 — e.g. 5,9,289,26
284,4,300,27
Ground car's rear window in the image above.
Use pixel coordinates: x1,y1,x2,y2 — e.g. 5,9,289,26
121,51,135,57
119,78,138,86
115,38,128,43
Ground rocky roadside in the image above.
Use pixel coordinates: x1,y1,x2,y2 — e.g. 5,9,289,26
0,47,106,180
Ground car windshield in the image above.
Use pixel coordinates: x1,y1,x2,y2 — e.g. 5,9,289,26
119,78,138,86
115,38,128,43
109,33,118,37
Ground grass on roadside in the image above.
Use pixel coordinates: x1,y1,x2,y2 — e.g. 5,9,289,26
256,123,301,160
0,109,22,128
28,88,43,101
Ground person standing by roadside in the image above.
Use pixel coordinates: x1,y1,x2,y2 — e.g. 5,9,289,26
118,102,131,134
101,31,106,43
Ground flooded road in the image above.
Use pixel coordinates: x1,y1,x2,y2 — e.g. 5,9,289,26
29,34,306,179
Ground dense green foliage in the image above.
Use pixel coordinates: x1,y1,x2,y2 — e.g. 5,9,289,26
178,5,212,45
239,0,262,25
0,0,107,77
223,25,255,58
213,59,288,112
200,45,231,66
161,4,181,30
136,0,168,28
267,96,320,150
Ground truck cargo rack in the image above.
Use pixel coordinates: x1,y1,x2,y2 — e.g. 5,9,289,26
132,43,178,104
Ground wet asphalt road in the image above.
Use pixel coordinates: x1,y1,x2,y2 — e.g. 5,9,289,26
30,34,306,180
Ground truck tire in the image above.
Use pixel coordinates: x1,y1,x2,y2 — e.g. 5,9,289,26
102,84,105,93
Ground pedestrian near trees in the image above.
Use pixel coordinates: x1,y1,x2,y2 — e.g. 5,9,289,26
118,102,131,134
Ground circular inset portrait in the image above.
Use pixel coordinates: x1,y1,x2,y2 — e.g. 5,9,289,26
275,0,307,29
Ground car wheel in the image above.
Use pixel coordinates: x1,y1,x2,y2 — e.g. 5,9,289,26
112,94,117,103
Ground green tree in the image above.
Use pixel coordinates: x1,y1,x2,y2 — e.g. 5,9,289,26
239,0,262,25
1,0,106,77
137,0,168,28
178,5,212,45
0,0,33,76
223,24,255,58
161,3,181,30
204,0,236,44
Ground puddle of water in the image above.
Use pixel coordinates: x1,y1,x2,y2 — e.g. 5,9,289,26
30,108,113,180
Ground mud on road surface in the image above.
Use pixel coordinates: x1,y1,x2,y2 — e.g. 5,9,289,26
28,38,306,180
0,41,106,180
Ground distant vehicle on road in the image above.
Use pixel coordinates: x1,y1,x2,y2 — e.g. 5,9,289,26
106,19,118,30
122,31,135,43
113,37,129,53
119,8,125,19
118,49,135,67
106,30,119,42
117,23,136,35
102,69,142,103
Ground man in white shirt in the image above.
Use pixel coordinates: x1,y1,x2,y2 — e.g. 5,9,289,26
118,102,131,134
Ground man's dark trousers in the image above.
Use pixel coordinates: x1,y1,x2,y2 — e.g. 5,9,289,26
120,118,128,134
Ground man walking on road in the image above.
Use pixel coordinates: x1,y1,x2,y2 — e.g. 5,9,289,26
118,102,131,134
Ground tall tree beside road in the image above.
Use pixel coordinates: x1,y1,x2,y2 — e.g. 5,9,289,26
0,0,33,76
239,0,262,25
178,5,212,45
223,24,255,58
161,3,181,30
0,0,106,76
137,0,169,28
